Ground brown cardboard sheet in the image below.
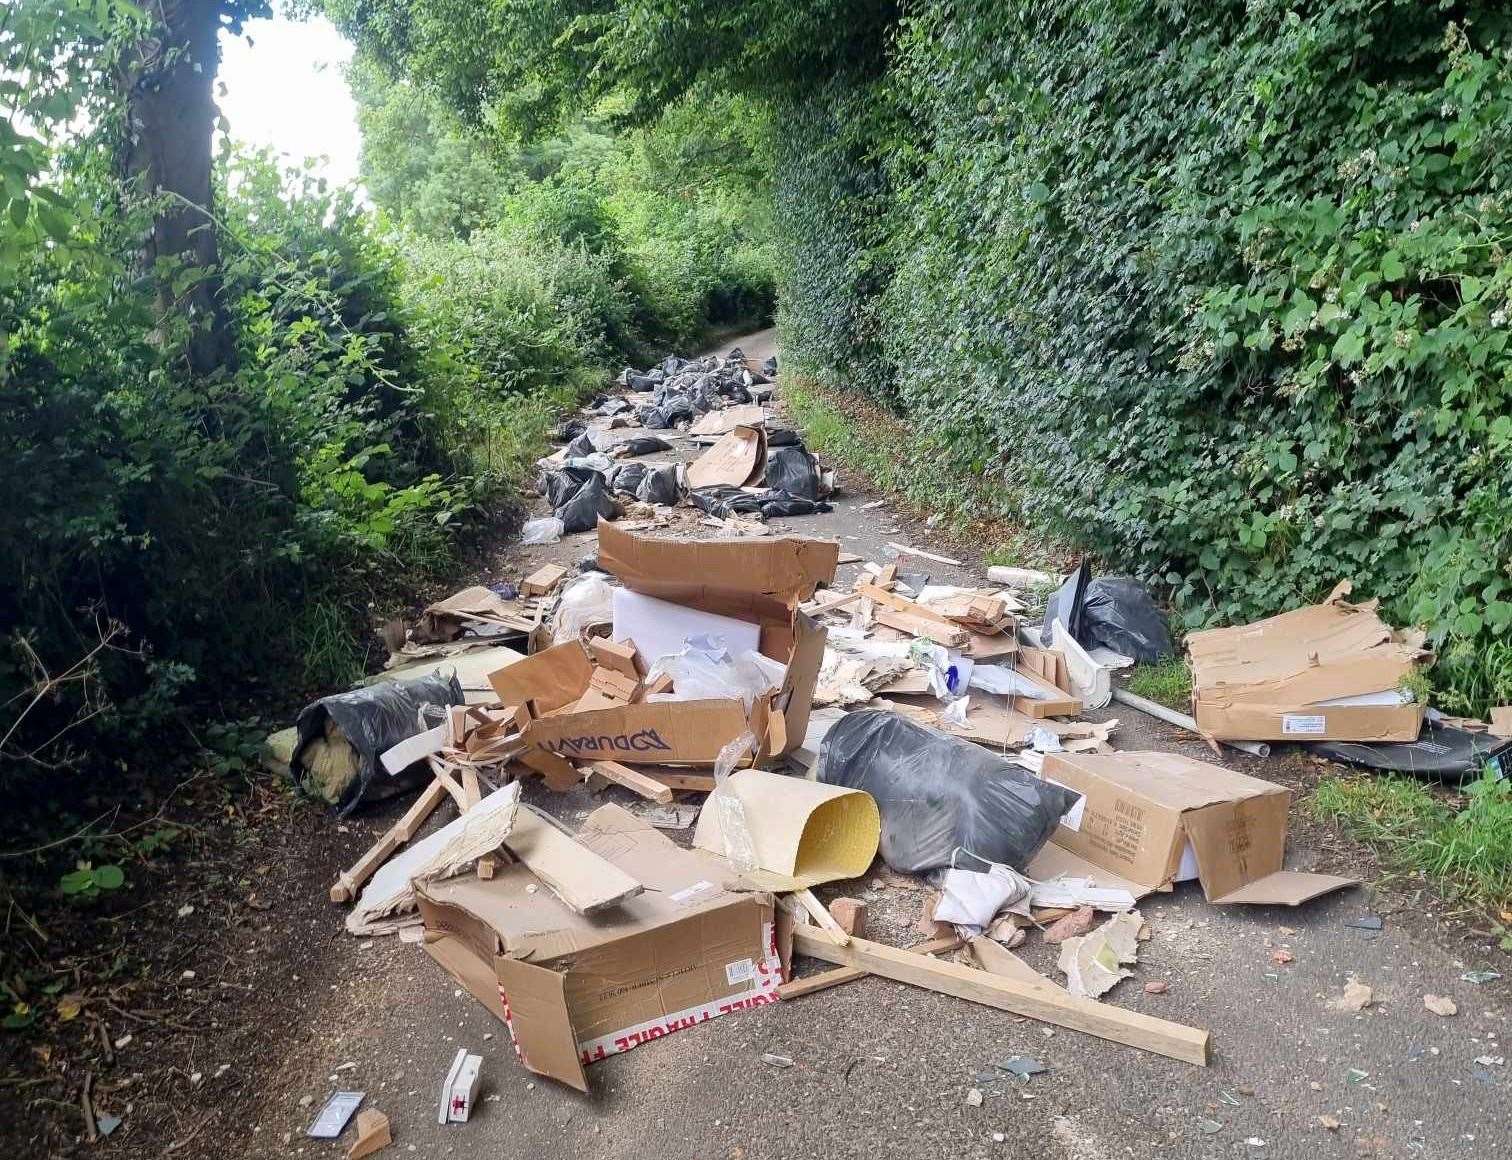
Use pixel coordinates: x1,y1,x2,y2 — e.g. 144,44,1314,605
686,424,768,488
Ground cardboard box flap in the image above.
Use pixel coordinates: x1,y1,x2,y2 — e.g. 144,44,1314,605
1182,793,1288,902
598,522,838,612
1208,870,1358,906
424,932,507,1022
494,954,587,1092
489,641,593,714
1025,840,1161,900
1195,651,1421,707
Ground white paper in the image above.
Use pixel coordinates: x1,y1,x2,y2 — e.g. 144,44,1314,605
612,589,761,667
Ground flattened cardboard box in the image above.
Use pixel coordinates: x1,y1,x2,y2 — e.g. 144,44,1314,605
1034,751,1356,906
489,522,836,765
1188,580,1428,742
417,804,780,1091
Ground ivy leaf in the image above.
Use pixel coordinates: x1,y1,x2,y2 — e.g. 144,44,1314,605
1024,181,1051,204
1379,252,1405,281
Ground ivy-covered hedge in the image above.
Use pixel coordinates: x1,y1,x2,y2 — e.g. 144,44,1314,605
778,0,1512,710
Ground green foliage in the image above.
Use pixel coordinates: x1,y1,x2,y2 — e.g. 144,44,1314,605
1314,771,1512,909
1126,660,1192,710
763,1,1512,714
58,862,126,900
319,0,895,132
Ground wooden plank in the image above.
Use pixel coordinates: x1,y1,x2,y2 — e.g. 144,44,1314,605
969,936,1056,986
520,563,568,597
874,607,970,648
585,760,674,804
779,935,962,1000
504,806,644,914
855,583,960,628
886,541,962,566
638,769,717,793
790,928,1210,1066
793,888,850,946
330,776,450,903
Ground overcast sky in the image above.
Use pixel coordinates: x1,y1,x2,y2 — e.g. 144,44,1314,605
218,15,362,188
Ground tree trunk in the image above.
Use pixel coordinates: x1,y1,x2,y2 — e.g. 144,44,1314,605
119,0,233,377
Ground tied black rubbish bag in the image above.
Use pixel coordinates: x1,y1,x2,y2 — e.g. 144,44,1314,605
565,431,598,458
542,465,597,509
1042,572,1174,664
616,434,673,457
763,444,820,500
635,463,684,506
816,710,1078,874
555,471,616,533
607,461,649,496
556,418,586,443
291,673,463,817
764,426,802,448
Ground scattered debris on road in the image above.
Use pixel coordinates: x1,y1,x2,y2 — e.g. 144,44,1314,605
260,341,1511,1131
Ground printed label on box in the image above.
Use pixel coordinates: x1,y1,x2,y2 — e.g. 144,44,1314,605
724,957,757,986
1282,714,1327,735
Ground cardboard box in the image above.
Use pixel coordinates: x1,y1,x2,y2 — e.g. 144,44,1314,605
417,804,782,1091
1188,580,1429,742
488,523,836,765
1035,751,1356,906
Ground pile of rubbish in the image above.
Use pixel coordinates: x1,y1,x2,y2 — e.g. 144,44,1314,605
264,347,1512,1136
278,519,1460,1111
527,348,834,540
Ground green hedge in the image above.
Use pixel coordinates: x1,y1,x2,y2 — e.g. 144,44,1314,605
778,0,1512,711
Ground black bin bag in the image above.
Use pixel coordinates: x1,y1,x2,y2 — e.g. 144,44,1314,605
1042,568,1173,664
763,444,820,500
555,472,616,533
816,710,1079,874
291,673,463,816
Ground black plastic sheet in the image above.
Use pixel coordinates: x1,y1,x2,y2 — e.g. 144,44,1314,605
1311,720,1512,785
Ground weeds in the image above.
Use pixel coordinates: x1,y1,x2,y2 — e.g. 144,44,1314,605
784,376,1069,568
295,602,368,690
1126,659,1192,709
1313,771,1512,914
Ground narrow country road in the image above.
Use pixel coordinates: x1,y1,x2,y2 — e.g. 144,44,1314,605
234,330,1505,1160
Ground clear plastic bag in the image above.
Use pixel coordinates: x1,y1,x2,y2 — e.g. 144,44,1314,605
710,731,758,873
520,516,564,545
552,574,616,642
647,640,786,710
